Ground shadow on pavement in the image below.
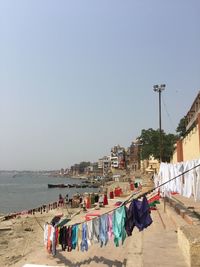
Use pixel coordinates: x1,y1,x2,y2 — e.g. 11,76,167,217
55,251,127,267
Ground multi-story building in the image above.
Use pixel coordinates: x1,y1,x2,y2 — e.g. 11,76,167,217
173,91,200,162
129,141,141,171
85,165,94,176
110,145,126,169
111,156,119,168
88,162,103,177
98,158,103,169
103,157,111,176
98,156,111,177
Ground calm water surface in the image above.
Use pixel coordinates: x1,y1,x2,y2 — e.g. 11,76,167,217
0,171,99,214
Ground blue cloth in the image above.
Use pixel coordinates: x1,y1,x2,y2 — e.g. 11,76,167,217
99,214,108,247
80,223,88,252
71,224,78,250
125,195,152,236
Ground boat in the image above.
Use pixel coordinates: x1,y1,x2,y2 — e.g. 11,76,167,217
47,183,100,189
81,180,90,184
48,184,69,188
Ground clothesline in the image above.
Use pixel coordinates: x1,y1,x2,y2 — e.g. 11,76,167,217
44,191,154,255
43,161,200,256
39,162,200,232
52,162,200,228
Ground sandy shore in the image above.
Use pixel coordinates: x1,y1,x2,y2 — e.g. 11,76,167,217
0,181,141,267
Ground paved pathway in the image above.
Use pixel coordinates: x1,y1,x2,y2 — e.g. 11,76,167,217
141,203,187,267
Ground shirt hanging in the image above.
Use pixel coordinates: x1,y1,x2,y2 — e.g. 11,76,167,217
112,206,126,247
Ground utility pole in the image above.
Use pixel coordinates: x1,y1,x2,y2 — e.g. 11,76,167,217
153,84,166,162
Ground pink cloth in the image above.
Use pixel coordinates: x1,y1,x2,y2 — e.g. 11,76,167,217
107,213,113,240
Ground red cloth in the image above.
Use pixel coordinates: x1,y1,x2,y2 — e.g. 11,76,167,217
130,182,134,191
150,207,157,211
114,187,123,197
85,212,100,221
103,194,108,205
114,188,119,197
171,192,178,195
114,201,123,206
109,191,114,199
86,196,91,209
148,193,160,204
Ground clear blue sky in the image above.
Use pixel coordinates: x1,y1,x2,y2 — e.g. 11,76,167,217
1,1,200,170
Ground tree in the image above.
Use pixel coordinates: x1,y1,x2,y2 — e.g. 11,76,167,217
78,161,91,173
162,133,177,162
176,116,187,137
138,128,177,162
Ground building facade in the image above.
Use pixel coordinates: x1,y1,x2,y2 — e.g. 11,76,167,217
129,141,141,171
98,156,111,177
173,91,200,162
110,145,126,170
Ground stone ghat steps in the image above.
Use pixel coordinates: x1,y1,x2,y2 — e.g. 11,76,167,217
165,195,200,225
164,196,200,267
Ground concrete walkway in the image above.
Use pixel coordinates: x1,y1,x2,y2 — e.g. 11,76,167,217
126,201,188,267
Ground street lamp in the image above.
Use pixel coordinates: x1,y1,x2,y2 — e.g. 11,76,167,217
153,84,166,162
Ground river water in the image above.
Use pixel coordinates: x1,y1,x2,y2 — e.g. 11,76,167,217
0,171,99,214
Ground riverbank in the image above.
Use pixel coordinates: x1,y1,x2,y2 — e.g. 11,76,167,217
0,180,136,266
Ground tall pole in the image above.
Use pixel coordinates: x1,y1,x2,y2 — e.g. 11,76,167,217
153,84,166,162
159,89,162,162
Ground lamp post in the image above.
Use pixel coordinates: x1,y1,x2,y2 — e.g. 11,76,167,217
153,84,166,162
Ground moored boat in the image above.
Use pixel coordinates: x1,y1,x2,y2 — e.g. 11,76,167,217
47,183,100,189
48,183,68,188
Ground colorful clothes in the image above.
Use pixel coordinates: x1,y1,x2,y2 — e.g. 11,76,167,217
107,213,113,240
72,224,78,250
92,217,100,243
112,206,126,247
80,223,88,252
99,214,108,247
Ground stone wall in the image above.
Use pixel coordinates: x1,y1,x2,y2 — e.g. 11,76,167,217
178,225,200,267
172,124,200,163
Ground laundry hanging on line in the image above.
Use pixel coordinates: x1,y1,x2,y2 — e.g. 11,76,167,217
44,192,159,256
155,159,200,201
43,160,200,256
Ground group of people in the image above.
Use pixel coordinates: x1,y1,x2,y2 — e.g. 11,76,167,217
58,193,82,208
58,191,108,210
